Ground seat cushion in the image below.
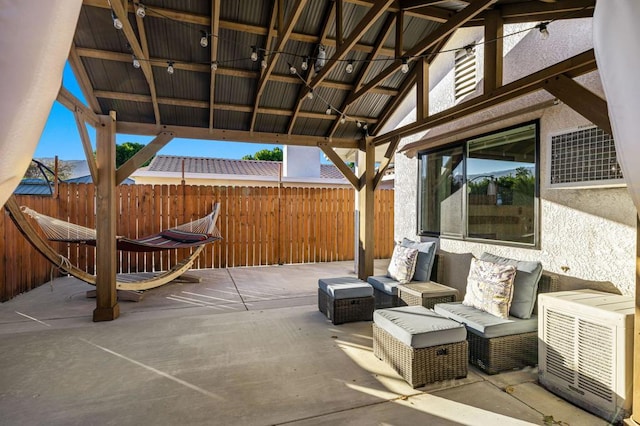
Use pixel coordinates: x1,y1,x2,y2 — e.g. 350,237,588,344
480,252,543,319
318,277,373,299
434,302,538,339
387,244,419,283
401,238,437,282
367,275,400,295
374,306,466,349
462,258,516,319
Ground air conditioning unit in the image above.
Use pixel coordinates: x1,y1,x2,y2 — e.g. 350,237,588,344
538,290,634,424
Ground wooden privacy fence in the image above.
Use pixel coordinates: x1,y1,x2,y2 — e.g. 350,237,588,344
1,183,394,301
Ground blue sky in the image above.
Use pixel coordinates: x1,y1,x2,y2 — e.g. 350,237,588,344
34,63,283,161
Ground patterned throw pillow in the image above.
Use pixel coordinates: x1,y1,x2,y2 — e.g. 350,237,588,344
387,245,419,284
462,258,517,319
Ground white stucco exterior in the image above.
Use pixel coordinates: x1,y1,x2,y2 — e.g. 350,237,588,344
392,19,637,295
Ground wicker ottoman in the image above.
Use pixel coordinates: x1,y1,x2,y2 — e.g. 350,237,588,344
318,277,374,325
373,306,468,388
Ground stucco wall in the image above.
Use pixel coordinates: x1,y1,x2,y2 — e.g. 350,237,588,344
393,20,637,295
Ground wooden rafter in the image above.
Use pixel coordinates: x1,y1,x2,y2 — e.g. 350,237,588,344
110,0,161,125
327,14,396,138
208,0,221,129
543,74,611,134
116,132,175,184
133,3,160,125
374,49,597,146
318,143,361,190
470,0,594,24
373,136,400,190
346,0,496,108
249,0,308,131
336,0,344,46
57,86,100,128
67,43,101,113
286,1,336,134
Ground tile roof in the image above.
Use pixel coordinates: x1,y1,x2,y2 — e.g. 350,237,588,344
146,155,348,180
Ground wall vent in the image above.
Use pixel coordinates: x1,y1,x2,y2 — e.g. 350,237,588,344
550,127,623,188
454,47,476,101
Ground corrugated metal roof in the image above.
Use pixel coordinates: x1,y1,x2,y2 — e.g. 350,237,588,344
13,180,53,196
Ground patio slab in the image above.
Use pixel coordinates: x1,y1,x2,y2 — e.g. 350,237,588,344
0,262,609,425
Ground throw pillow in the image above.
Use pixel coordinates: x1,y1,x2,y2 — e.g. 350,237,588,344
387,245,419,284
462,258,517,319
400,238,437,282
479,252,543,319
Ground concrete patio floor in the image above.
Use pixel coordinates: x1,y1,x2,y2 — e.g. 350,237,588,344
0,261,608,425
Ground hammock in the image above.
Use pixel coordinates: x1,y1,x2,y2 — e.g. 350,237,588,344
20,205,222,252
4,196,222,291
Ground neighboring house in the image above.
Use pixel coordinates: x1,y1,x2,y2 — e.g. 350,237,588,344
14,175,134,196
388,18,634,295
132,149,357,188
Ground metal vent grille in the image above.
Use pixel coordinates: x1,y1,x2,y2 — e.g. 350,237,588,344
454,48,476,101
577,319,614,402
544,310,575,383
550,127,623,185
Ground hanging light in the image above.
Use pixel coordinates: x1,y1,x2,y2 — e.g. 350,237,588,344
362,122,368,131
538,22,550,40
250,46,258,62
314,45,326,73
132,55,141,69
211,61,218,71
200,31,209,48
261,57,268,69
340,114,346,124
301,57,309,71
325,106,332,115
307,89,314,100
135,3,146,18
289,64,297,74
345,61,354,74
167,61,174,75
356,120,362,128
111,10,123,30
400,57,409,74
464,44,475,57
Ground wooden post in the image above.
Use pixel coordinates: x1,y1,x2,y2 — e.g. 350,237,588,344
357,136,375,280
417,58,429,121
632,216,640,424
483,9,503,95
93,111,119,322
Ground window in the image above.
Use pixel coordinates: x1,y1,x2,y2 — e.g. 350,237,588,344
418,122,538,246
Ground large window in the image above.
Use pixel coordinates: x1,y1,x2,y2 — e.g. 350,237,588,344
418,122,538,246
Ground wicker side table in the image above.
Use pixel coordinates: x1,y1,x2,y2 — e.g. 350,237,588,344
397,282,459,309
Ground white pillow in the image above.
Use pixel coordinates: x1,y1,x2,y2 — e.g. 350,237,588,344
462,258,517,319
387,245,419,284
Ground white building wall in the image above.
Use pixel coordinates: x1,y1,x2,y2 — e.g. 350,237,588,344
394,19,637,295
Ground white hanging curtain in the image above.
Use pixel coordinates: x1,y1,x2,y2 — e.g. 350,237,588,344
0,0,83,208
593,1,640,216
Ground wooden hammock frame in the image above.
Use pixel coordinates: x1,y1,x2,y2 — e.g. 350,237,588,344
4,196,221,292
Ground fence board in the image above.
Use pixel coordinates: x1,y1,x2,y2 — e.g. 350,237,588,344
1,183,394,301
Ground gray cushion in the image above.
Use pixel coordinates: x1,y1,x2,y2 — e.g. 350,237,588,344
367,275,401,295
401,238,437,282
318,277,373,299
434,302,538,339
480,252,543,319
374,306,466,349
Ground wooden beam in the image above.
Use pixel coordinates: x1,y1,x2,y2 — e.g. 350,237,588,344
287,1,336,134
357,137,375,280
72,110,98,184
319,143,361,189
67,43,102,113
416,58,429,120
116,132,174,184
110,0,161,125
93,112,119,322
395,9,404,59
543,74,611,134
483,9,503,95
373,136,400,190
374,49,597,145
249,0,309,131
336,0,344,46
327,14,396,138
116,121,359,149
57,86,100,128
347,0,496,107
209,0,221,129
133,4,161,126
305,0,394,95
401,0,462,9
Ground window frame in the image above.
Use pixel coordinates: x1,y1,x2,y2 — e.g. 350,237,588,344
417,120,540,248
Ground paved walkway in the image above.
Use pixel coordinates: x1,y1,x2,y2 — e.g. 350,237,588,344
0,261,606,425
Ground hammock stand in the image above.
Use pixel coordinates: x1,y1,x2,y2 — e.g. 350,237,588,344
4,196,222,293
